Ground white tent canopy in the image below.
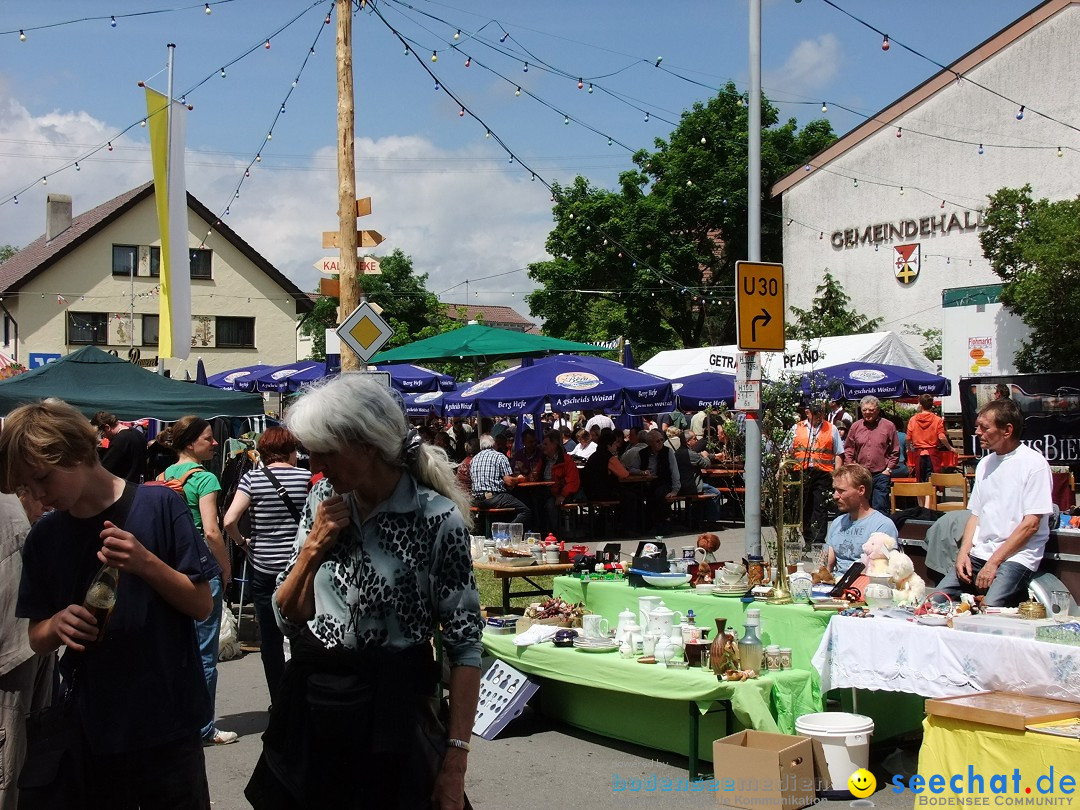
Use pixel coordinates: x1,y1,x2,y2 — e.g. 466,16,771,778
639,331,936,380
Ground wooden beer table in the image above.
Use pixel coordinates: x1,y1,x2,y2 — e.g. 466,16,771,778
473,560,575,613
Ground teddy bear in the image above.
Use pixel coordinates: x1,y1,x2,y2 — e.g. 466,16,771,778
861,532,897,575
887,549,926,604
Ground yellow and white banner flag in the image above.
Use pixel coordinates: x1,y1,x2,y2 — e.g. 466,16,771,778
145,88,191,359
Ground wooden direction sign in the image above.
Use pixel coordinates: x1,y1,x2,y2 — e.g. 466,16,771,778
315,256,381,275
322,230,384,249
735,260,785,352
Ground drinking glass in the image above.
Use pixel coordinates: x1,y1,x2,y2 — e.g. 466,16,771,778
509,522,524,546
491,522,509,545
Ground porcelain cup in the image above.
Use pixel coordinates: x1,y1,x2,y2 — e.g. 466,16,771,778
582,614,610,639
719,563,746,585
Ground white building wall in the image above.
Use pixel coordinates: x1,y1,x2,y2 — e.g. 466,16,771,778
781,6,1080,348
11,195,300,376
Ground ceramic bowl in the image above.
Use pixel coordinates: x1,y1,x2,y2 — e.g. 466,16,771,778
642,573,692,588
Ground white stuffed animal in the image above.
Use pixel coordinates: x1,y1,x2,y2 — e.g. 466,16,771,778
861,532,897,575
887,549,926,604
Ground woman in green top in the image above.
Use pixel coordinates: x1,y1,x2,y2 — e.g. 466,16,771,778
159,416,237,746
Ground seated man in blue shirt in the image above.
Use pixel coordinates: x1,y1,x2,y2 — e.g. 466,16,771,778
825,463,898,576
470,434,532,528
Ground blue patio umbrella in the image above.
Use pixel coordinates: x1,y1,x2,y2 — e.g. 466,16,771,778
442,358,674,418
246,360,334,394
374,363,456,393
195,357,208,386
206,363,274,391
622,339,635,369
671,371,737,410
402,391,447,417
800,361,951,400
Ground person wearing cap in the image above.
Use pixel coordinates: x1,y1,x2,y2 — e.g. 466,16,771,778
788,402,843,547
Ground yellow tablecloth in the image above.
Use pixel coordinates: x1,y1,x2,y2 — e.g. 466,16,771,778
917,715,1080,798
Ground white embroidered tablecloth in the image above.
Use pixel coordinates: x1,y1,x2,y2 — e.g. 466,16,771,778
812,615,1080,700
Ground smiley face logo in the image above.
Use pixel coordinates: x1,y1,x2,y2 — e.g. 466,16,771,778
848,768,876,798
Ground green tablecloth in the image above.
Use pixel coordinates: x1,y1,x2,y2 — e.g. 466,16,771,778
553,577,832,671
482,631,821,736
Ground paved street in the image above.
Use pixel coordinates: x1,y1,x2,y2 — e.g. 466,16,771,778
205,527,914,809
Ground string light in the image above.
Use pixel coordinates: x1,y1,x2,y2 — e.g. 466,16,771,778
459,107,465,117
205,3,212,14
140,119,147,127
264,39,271,49
523,62,530,72
896,127,902,138
821,102,827,113
804,164,811,171
500,31,508,42
464,56,471,67
266,131,272,140
434,80,440,90
13,196,17,205
1016,105,1024,120
220,67,226,78
255,153,261,162
280,103,286,114
588,83,594,94
324,13,331,24
110,15,117,27
1058,146,1064,157
881,34,890,51
403,45,409,55
700,136,706,145
453,29,460,40
577,78,583,89
75,162,80,171
853,177,857,187
899,186,905,196
514,86,520,96
644,111,650,122
107,142,113,151
431,50,437,62
19,30,26,42
940,199,945,208
564,115,570,125
41,176,47,186
654,56,662,67
978,143,984,155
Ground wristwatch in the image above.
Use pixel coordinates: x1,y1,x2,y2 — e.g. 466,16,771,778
446,738,471,752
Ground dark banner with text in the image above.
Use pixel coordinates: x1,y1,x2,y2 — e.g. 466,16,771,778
960,373,1080,464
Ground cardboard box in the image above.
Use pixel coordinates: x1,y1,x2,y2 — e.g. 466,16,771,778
713,731,817,809
925,691,1079,730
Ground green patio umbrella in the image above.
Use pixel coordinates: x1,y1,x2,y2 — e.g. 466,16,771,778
369,324,610,365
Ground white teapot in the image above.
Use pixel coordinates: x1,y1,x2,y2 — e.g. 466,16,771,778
614,608,637,645
646,601,683,638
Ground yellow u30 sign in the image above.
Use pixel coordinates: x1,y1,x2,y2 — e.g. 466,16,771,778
735,261,785,352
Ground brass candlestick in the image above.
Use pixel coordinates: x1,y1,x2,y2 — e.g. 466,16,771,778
767,458,800,605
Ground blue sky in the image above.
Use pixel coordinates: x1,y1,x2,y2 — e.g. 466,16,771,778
0,0,1032,319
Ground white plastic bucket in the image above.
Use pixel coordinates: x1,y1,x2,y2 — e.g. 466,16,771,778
794,712,874,788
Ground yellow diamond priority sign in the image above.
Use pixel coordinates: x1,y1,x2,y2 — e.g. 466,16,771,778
336,301,394,363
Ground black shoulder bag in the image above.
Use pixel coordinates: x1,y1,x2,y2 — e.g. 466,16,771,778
261,466,302,523
18,484,136,810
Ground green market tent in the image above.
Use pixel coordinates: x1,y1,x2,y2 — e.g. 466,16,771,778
369,324,610,365
0,346,265,420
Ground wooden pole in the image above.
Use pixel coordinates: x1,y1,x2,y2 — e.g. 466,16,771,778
335,0,361,371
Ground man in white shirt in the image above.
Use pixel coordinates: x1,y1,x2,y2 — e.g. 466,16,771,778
935,399,1053,607
584,411,615,433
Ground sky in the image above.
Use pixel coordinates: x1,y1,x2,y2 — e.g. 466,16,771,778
0,0,1036,323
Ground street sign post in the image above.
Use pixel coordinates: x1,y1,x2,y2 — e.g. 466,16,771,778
322,230,384,249
735,260,785,352
314,256,340,274
734,381,761,411
336,301,394,364
315,256,381,276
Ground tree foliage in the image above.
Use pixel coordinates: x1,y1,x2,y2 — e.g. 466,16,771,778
980,185,1080,372
903,324,942,362
0,244,18,264
526,84,835,358
788,271,882,340
299,248,452,360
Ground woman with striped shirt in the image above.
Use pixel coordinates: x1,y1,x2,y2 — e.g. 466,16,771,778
223,427,311,705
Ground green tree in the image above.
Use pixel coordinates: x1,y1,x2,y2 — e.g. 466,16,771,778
526,84,835,358
903,324,942,362
0,244,18,263
299,248,451,360
788,271,882,340
980,184,1080,372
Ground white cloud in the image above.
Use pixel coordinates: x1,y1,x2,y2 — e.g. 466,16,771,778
0,87,552,322
766,33,842,94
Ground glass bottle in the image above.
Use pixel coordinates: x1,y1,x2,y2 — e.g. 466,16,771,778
737,608,763,674
82,563,120,644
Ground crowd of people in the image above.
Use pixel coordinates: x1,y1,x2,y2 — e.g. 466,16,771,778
0,378,1058,809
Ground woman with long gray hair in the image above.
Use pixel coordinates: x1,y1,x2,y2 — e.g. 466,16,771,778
245,374,482,810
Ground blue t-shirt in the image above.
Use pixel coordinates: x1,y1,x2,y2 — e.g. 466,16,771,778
17,483,220,755
826,509,897,576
